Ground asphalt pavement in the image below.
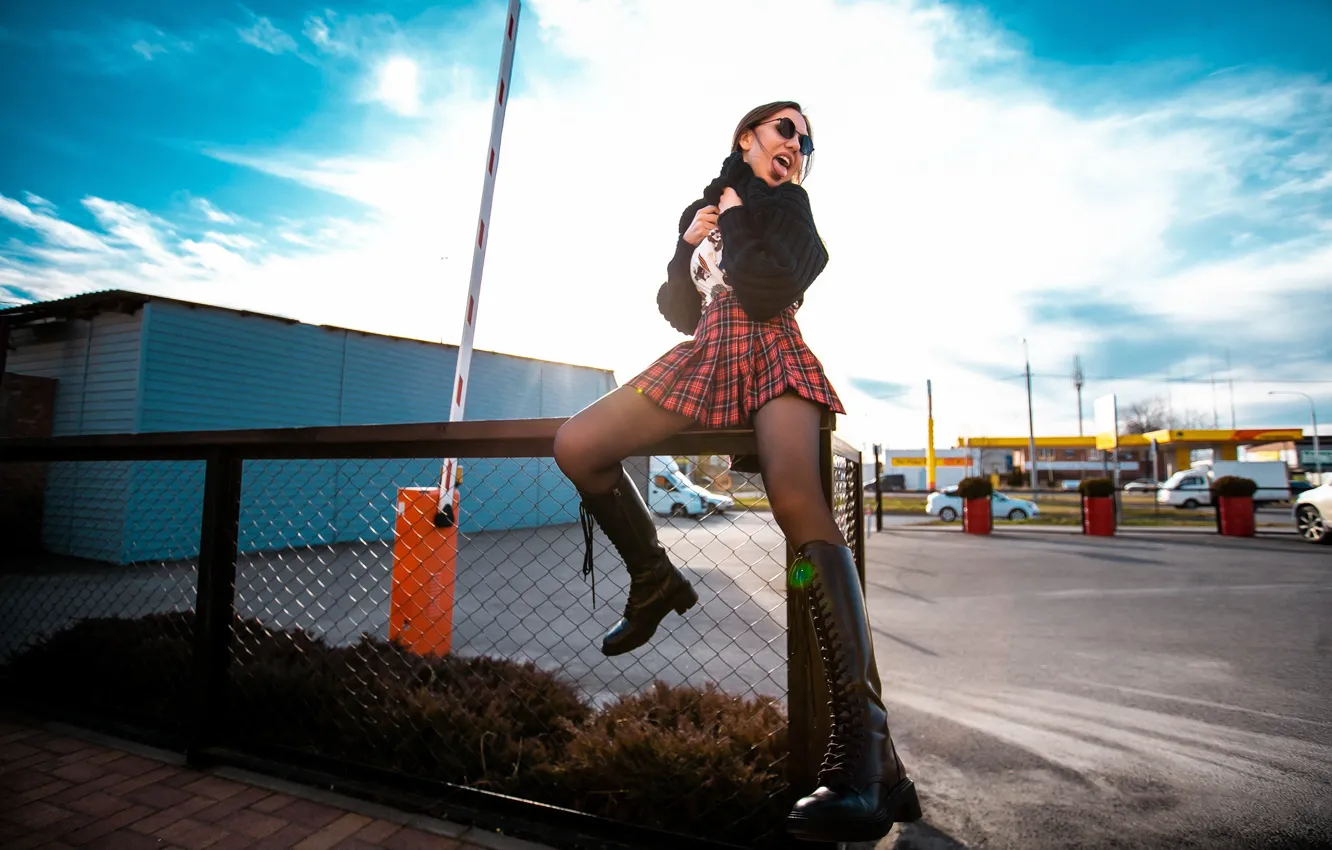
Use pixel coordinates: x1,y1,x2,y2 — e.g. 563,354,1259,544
865,528,1332,850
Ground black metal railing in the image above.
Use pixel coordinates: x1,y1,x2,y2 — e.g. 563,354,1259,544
0,416,863,850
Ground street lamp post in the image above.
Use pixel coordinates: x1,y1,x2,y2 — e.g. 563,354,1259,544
1269,390,1321,481
1023,338,1038,501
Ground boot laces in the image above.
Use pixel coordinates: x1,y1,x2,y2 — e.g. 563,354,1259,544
809,584,866,789
578,502,597,607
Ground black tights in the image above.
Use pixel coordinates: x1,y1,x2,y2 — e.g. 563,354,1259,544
553,388,846,550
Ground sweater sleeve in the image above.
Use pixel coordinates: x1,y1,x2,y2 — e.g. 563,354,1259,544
655,200,707,334
716,181,828,322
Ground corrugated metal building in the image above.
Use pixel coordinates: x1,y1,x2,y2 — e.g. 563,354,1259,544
0,291,616,564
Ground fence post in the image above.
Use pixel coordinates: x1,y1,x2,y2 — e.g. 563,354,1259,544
874,443,883,532
188,447,242,764
850,449,866,592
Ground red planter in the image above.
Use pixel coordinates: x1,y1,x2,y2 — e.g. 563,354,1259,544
963,497,992,534
1217,496,1256,537
1082,496,1116,536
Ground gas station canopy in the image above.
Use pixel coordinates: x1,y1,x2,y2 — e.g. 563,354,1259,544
958,429,1305,473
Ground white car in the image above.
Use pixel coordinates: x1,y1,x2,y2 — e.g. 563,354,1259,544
1293,480,1332,545
926,487,1040,522
648,456,734,518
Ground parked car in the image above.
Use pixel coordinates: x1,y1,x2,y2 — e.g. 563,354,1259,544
1123,479,1157,492
1289,479,1315,500
926,487,1040,522
648,456,733,518
1293,481,1332,544
863,473,907,493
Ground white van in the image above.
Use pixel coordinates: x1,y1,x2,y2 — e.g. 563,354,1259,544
1156,461,1290,508
648,456,734,518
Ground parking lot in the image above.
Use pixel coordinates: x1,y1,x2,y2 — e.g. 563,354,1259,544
3,510,1329,849
870,527,1332,850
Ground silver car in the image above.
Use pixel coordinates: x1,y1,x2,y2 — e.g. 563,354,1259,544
1294,481,1332,544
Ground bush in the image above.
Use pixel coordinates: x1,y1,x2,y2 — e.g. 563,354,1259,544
2,615,788,845
1211,475,1258,498
956,476,993,499
1,612,194,728
1007,470,1026,487
527,681,788,848
1078,477,1116,498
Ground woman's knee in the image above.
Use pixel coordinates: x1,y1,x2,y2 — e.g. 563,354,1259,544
554,421,617,488
553,422,589,482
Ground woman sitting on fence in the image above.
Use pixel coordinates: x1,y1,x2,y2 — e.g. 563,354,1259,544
553,101,921,843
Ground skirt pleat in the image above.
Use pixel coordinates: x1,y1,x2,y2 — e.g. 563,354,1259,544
627,289,845,427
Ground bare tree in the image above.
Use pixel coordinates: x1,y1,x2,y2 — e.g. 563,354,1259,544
1120,396,1212,434
1121,398,1167,434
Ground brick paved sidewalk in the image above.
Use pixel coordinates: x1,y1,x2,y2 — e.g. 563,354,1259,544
0,716,557,850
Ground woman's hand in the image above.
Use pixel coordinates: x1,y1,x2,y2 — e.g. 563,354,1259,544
719,187,743,214
682,204,720,246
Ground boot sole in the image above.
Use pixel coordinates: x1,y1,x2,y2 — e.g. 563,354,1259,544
601,579,699,657
785,778,921,843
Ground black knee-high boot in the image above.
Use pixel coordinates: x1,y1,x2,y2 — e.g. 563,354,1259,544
578,466,699,656
786,540,921,843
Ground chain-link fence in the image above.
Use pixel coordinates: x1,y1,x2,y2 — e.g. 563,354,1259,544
0,423,863,850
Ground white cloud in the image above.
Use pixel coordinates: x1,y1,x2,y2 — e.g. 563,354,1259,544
193,197,240,225
0,194,110,252
7,0,1330,449
22,192,53,210
204,231,257,249
373,56,421,115
303,15,350,55
238,16,298,55
301,11,399,58
132,39,167,60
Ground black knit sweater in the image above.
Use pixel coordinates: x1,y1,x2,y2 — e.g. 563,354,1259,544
656,152,829,334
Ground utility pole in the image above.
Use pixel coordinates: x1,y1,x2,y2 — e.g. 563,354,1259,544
1209,351,1219,428
1073,355,1085,437
1226,349,1236,429
1269,391,1322,482
1024,338,1038,500
926,380,937,492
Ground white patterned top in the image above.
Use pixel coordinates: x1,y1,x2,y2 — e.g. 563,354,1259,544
690,227,731,302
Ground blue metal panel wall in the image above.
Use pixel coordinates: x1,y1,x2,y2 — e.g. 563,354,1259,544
129,303,343,560
6,311,143,561
333,332,446,544
120,307,615,562
137,302,344,430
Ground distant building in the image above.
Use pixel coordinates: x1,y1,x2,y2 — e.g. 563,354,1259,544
1009,445,1148,485
1243,438,1331,477
0,290,616,564
880,449,977,491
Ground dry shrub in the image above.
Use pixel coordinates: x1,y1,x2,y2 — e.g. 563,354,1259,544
226,619,591,787
527,681,789,846
1,611,194,728
3,616,790,844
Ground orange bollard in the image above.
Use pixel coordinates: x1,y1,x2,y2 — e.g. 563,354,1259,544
390,486,459,656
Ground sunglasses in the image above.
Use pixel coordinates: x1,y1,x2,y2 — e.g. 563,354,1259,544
756,116,814,157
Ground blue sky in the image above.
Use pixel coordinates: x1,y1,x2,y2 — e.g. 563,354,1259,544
1,0,1329,446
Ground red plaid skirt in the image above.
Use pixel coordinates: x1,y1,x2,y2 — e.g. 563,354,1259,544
627,289,845,427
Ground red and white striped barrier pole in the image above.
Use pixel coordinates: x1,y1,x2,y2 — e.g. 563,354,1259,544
436,0,522,528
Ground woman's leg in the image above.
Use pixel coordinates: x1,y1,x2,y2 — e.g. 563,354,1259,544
554,387,700,656
752,392,920,843
750,392,845,548
554,386,695,493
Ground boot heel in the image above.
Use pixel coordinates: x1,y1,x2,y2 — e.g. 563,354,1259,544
890,779,922,822
672,581,699,615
